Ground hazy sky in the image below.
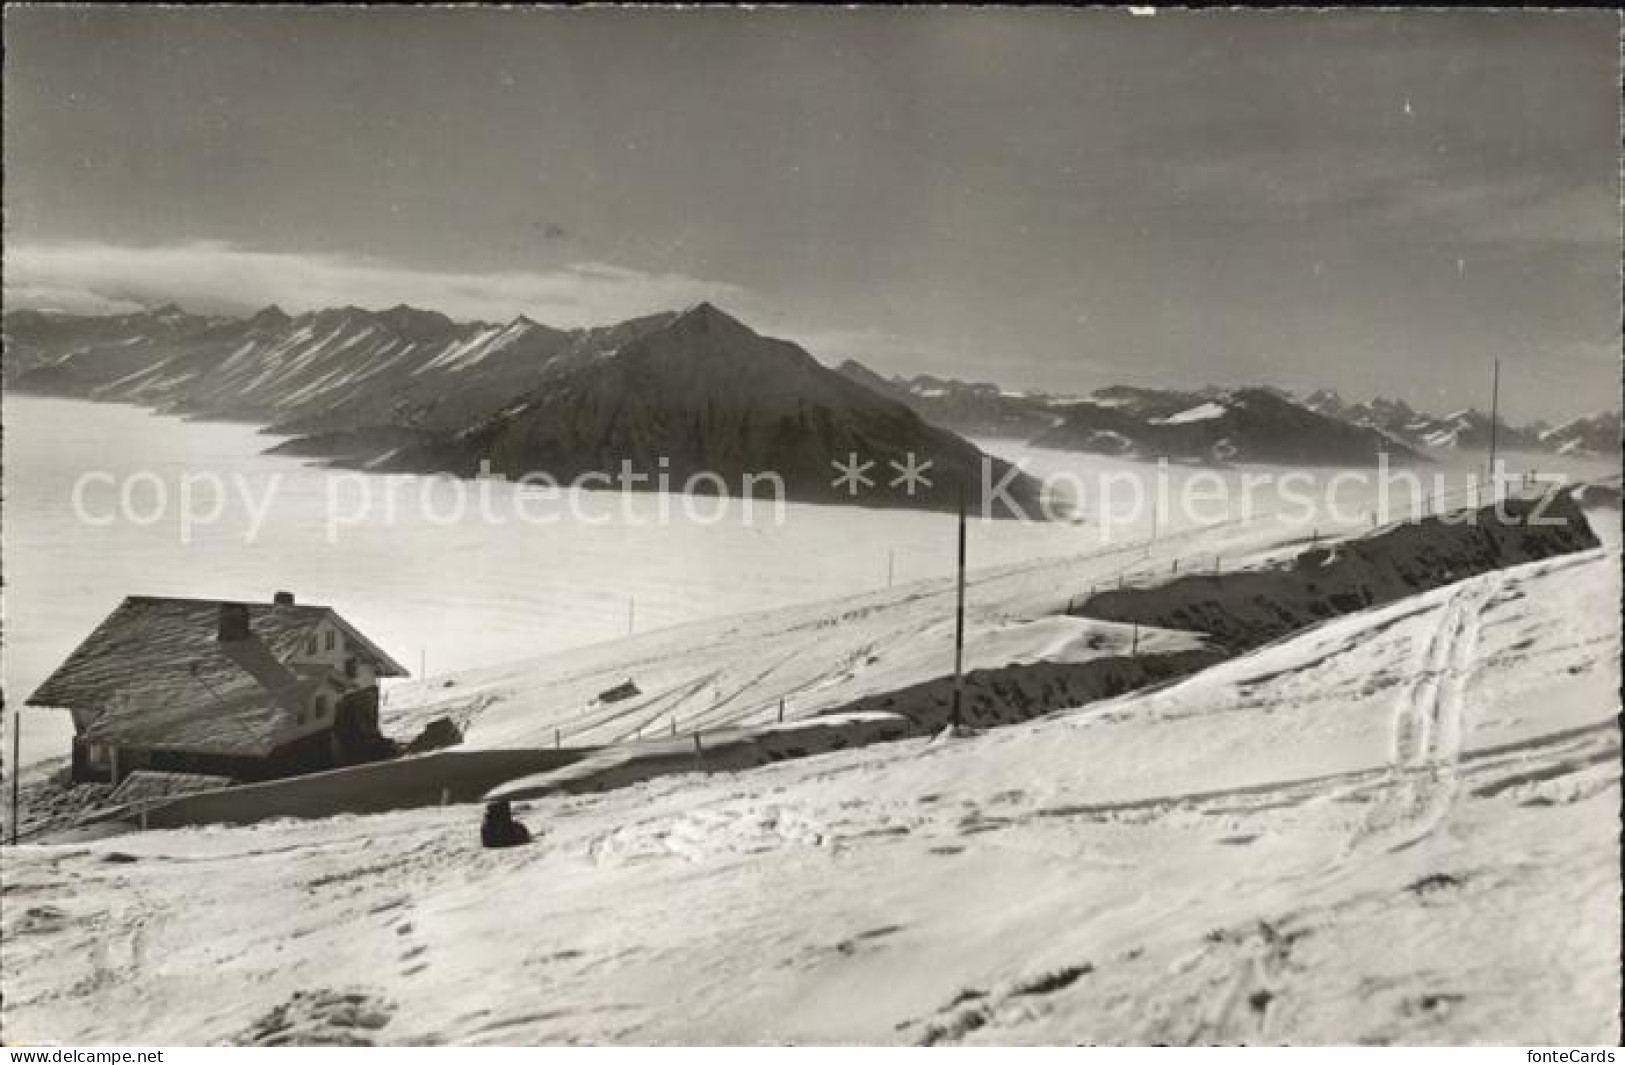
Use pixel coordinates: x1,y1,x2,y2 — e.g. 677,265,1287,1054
4,7,1619,421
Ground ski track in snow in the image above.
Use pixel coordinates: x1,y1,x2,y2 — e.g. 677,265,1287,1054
1354,572,1501,859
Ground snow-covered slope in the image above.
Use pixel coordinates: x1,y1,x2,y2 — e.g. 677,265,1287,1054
3,540,1615,1044
364,485,1593,757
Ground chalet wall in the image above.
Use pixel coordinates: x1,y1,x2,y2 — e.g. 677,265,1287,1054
288,617,378,687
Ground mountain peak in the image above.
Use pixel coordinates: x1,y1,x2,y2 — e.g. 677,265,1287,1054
250,304,291,325
675,300,749,331
641,302,762,352
377,303,456,336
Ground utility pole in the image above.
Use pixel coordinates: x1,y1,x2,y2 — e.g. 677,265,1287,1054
950,477,968,731
9,694,20,845
887,548,896,589
1487,356,1501,497
420,648,427,680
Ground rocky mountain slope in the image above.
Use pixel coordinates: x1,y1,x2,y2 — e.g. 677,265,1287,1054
363,304,1045,515
1540,411,1623,459
5,301,583,431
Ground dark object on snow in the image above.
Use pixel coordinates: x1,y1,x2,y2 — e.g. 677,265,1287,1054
596,679,640,704
403,715,463,755
481,799,532,849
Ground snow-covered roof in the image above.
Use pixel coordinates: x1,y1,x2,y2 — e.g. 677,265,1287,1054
28,596,408,756
105,769,234,808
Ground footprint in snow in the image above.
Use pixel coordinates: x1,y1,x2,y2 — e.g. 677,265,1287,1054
237,989,395,1046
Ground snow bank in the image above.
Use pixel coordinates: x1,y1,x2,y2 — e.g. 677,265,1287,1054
1071,492,1598,651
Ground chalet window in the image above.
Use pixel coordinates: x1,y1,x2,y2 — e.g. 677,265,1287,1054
306,635,318,655
325,630,336,652
344,657,357,679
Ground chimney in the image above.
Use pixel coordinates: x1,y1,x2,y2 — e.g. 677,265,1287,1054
217,603,251,642
273,591,295,606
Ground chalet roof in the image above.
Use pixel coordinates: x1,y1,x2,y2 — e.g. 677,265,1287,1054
105,770,233,808
27,596,408,757
82,667,339,757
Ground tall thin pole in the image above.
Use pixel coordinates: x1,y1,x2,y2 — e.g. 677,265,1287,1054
887,549,895,589
951,478,967,730
10,695,21,845
1487,357,1501,493
420,648,427,680
628,596,635,635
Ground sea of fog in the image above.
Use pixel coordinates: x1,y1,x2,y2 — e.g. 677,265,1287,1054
5,393,1612,768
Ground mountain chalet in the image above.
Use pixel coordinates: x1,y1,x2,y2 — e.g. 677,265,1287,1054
27,592,409,784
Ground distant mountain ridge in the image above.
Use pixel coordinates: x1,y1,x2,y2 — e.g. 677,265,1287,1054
3,301,1046,516
5,303,1616,483
1032,386,1428,467
1539,411,1624,458
1303,388,1619,460
6,301,584,433
836,360,1069,438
